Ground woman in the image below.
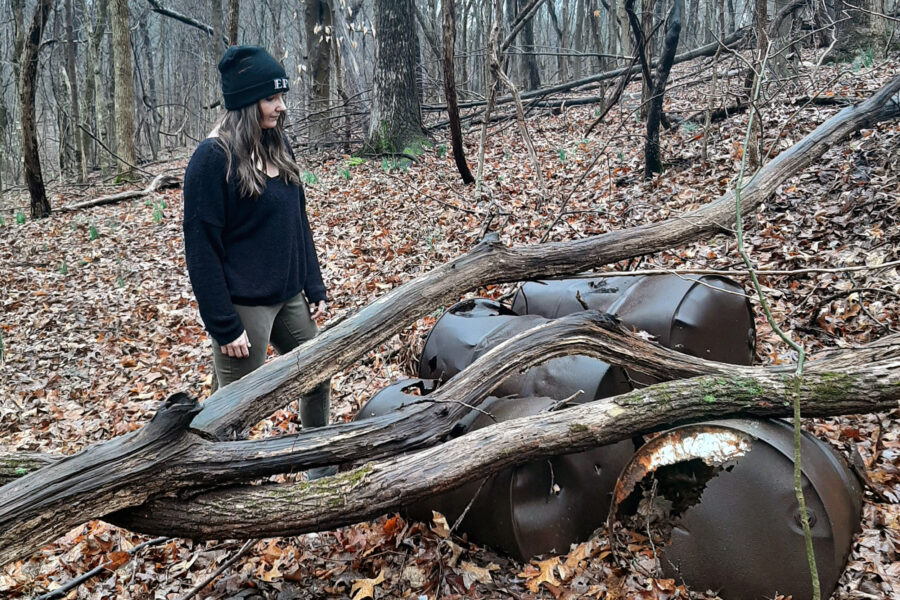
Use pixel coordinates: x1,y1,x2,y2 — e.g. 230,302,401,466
183,46,331,462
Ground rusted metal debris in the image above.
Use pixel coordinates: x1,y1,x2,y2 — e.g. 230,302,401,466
352,378,440,419
417,298,633,401
511,275,757,381
610,419,863,600
355,391,636,560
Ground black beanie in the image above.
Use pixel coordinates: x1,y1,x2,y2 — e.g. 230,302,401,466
218,46,289,111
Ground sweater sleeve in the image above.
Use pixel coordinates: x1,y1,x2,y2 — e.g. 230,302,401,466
182,142,244,346
299,184,327,304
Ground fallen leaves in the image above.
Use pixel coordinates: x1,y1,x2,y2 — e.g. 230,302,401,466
0,53,897,600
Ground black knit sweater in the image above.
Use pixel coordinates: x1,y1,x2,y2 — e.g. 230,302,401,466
182,137,326,345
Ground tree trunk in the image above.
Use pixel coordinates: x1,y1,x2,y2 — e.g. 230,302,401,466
546,0,567,83
65,0,85,182
2,313,899,564
109,0,136,178
305,0,334,147
518,0,541,90
442,0,476,184
225,0,240,45
645,0,683,177
366,0,426,153
19,0,53,219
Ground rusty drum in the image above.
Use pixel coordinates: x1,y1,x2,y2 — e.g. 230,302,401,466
611,418,862,600
407,395,636,560
353,378,440,419
417,298,633,402
511,275,756,375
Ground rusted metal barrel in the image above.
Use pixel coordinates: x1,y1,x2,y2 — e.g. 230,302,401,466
417,298,633,401
353,378,440,420
511,275,756,374
611,418,862,600
355,390,635,560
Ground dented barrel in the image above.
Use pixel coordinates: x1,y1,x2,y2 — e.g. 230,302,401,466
353,378,440,419
417,298,633,401
355,390,635,560
511,275,756,374
611,419,862,600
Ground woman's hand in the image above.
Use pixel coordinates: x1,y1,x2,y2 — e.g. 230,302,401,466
311,300,327,320
221,330,251,358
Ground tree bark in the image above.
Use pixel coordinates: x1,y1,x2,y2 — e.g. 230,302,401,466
225,0,239,45
441,0,476,184
644,0,682,177
65,0,86,182
517,0,541,90
366,0,427,153
2,314,898,563
192,74,900,442
0,312,697,564
111,353,900,541
305,0,334,147
18,0,53,219
110,0,137,178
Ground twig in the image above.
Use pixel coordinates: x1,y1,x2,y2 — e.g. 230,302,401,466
34,537,169,600
560,260,900,279
75,122,155,177
176,538,257,600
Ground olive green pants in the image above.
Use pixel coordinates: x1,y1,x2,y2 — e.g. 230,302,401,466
212,292,330,429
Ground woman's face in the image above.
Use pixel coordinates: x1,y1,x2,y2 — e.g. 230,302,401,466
258,93,285,129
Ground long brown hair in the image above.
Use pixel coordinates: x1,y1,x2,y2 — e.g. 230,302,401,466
215,104,300,199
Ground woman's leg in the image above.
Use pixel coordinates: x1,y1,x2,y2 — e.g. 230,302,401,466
269,292,331,427
270,293,334,478
211,303,280,388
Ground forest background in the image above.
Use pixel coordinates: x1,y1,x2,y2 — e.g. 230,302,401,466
0,0,898,598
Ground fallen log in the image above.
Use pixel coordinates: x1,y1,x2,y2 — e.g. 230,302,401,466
422,28,751,112
59,173,181,211
0,312,683,564
2,313,898,564
191,74,900,441
112,352,900,541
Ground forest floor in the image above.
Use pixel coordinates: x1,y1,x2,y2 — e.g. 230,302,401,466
1,53,898,599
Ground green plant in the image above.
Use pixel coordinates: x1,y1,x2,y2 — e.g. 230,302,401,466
303,171,319,185
15,211,25,224
88,224,99,241
58,259,67,275
680,121,699,133
0,215,5,226
557,148,566,163
346,156,365,167
340,168,350,180
852,47,875,71
435,145,447,158
152,201,164,223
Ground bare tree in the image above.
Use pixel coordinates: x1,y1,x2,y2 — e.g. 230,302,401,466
366,0,426,153
225,0,240,45
18,0,53,218
644,0,683,177
305,0,334,146
442,0,475,184
110,0,137,178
